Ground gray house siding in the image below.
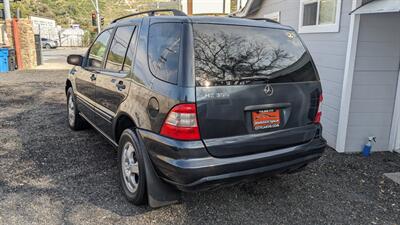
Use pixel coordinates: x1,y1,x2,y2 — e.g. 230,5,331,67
346,13,400,152
250,0,353,148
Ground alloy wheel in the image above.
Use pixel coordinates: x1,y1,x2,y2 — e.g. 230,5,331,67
121,142,140,193
68,95,75,127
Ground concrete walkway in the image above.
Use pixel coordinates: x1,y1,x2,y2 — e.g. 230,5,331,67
36,47,86,70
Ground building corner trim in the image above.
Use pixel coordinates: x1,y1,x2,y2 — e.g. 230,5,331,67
389,70,400,152
336,0,361,153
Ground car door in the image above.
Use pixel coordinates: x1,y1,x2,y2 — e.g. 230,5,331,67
93,25,138,137
74,29,112,122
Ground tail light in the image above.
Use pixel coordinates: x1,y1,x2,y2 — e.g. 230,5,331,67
314,94,323,123
160,104,200,141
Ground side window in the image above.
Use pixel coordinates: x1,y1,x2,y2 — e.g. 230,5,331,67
87,30,112,69
148,23,182,84
123,27,138,73
105,26,137,72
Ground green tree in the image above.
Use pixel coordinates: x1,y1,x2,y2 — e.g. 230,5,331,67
7,0,134,31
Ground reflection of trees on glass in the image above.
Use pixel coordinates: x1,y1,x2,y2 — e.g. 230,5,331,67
107,38,128,70
106,26,135,72
148,23,182,84
153,38,180,73
89,43,107,68
319,0,337,24
88,30,112,68
194,25,307,86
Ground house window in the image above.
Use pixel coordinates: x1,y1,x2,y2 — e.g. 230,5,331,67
299,0,342,33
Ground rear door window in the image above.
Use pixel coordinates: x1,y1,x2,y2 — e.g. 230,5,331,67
87,30,112,69
123,27,138,73
193,24,318,86
148,23,182,84
105,26,137,72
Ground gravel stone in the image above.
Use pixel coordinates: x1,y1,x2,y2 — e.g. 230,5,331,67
0,70,399,225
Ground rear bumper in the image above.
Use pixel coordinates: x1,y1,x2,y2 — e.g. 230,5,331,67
138,129,326,192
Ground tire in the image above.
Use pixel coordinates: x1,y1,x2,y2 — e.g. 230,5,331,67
118,129,147,205
45,44,51,49
67,87,88,131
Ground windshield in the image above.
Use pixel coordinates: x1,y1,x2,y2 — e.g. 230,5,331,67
193,24,318,86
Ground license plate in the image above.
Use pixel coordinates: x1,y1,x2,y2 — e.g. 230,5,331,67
252,109,281,130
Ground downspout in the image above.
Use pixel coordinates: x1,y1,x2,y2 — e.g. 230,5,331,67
12,18,23,70
230,0,262,17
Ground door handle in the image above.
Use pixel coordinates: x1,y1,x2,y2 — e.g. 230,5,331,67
90,74,96,81
116,81,126,91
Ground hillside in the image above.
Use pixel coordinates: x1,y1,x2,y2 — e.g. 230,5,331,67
6,0,176,31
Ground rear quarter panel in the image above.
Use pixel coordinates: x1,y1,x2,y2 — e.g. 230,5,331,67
116,18,196,134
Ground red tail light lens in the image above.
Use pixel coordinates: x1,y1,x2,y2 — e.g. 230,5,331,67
314,94,323,123
160,104,200,141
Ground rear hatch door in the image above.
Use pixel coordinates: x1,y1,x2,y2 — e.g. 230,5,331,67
193,24,322,158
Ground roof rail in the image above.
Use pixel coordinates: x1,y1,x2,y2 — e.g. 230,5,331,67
111,9,187,23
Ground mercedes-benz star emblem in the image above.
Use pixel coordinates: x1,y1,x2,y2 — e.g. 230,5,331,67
264,84,274,96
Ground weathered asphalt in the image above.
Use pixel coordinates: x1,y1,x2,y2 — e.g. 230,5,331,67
0,69,399,225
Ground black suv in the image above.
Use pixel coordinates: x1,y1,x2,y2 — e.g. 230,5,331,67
66,9,326,207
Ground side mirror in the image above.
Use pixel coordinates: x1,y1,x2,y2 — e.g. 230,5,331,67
67,54,83,66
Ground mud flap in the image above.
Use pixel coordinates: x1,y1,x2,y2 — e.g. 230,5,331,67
139,137,181,208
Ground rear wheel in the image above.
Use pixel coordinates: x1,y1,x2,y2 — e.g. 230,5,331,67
118,129,147,205
67,88,88,130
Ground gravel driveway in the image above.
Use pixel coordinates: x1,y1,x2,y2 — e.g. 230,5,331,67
0,70,400,225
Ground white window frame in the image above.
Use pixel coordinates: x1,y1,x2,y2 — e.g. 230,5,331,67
264,11,281,22
298,0,342,34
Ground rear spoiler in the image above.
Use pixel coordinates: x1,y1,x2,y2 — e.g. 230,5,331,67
246,18,280,24
228,16,280,24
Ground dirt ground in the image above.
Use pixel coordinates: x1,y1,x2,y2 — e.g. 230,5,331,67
0,69,400,225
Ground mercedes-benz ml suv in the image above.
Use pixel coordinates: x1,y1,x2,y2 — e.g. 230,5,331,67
65,9,326,207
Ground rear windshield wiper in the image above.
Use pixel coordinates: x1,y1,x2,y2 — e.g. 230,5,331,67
213,76,271,85
238,75,272,81
236,75,273,84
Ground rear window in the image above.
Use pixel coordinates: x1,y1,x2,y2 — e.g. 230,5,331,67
193,24,318,87
148,23,182,84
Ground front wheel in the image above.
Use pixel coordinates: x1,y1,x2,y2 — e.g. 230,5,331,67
118,129,147,205
67,88,88,130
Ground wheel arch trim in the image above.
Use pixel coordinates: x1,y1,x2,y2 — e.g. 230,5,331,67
113,112,139,144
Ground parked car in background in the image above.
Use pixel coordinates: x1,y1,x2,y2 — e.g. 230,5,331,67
41,38,58,49
65,9,326,207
